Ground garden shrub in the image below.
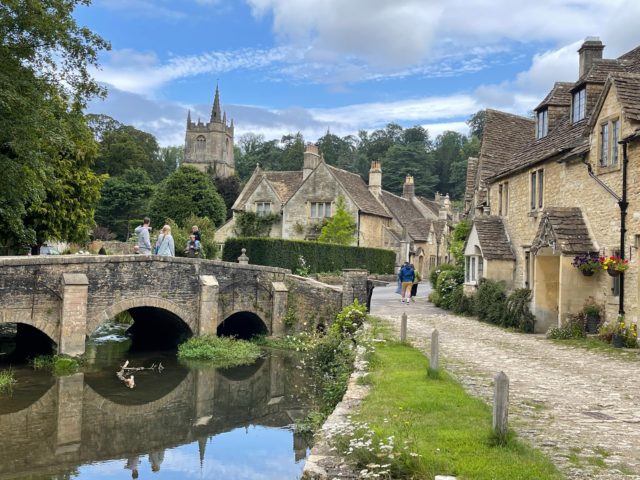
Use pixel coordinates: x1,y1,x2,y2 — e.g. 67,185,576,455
503,288,536,332
330,299,368,338
474,278,507,325
429,263,457,288
435,269,463,310
451,285,475,315
222,237,395,274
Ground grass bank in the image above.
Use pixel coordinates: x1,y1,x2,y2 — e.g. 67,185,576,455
178,335,261,368
341,338,562,479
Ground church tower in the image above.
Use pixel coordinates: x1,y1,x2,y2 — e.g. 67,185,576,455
183,85,235,178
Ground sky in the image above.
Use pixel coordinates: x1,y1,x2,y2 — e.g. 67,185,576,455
76,0,640,147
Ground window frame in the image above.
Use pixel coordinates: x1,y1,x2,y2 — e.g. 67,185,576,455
598,117,621,170
536,109,548,138
464,254,483,285
530,169,544,211
255,201,272,216
310,201,332,219
572,88,586,122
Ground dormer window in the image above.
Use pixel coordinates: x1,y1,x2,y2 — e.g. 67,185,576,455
536,109,548,139
572,88,586,122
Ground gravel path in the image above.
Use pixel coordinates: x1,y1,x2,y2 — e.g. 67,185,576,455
371,284,640,480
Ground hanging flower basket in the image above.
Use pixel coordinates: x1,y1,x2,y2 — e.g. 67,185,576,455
572,253,601,275
599,256,629,276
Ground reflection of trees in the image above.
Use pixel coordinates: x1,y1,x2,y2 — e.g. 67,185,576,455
0,350,314,479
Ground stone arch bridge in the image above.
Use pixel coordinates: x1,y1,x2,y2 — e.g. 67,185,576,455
0,256,370,356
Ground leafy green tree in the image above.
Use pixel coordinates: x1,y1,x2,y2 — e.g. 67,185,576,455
279,133,305,171
318,195,356,245
95,168,155,239
383,144,438,197
467,110,486,139
148,166,226,228
214,175,242,219
94,125,165,181
159,145,182,179
0,0,109,252
168,214,219,259
449,219,472,265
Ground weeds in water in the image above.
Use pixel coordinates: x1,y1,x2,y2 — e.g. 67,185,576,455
30,355,81,375
178,335,261,367
0,368,17,393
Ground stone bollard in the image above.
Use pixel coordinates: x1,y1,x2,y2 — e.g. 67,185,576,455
493,371,509,441
400,312,407,343
430,329,439,372
237,248,249,264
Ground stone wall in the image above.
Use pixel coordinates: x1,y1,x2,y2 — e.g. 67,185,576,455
285,275,343,332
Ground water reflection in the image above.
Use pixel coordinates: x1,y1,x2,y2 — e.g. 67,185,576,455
0,338,313,480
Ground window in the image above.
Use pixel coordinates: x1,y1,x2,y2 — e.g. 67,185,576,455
195,135,206,161
572,88,586,122
310,202,332,219
530,169,544,210
600,122,609,166
255,202,272,216
599,118,621,168
498,182,509,216
536,109,548,138
612,119,620,166
465,254,483,284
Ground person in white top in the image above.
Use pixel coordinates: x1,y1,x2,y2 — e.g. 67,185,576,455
155,225,175,257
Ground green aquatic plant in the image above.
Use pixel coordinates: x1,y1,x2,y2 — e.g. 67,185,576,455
178,335,261,368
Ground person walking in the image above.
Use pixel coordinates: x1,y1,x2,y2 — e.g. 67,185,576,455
155,225,175,257
134,217,152,255
410,264,421,302
398,262,415,303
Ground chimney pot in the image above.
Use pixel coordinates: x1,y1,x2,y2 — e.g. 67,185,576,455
578,37,604,77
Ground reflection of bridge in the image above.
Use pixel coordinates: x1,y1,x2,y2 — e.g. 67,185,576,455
0,352,310,479
0,256,370,355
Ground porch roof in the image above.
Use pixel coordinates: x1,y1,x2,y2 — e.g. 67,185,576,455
473,216,515,260
531,207,596,255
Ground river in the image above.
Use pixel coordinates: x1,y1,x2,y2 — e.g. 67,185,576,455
0,324,316,480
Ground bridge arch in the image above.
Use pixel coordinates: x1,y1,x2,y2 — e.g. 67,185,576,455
217,310,269,339
92,297,194,336
0,314,58,348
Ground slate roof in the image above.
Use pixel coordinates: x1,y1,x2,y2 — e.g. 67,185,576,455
478,110,535,182
473,216,515,260
233,169,303,210
417,196,440,217
380,191,431,241
433,219,447,243
531,207,595,254
535,82,573,110
464,157,479,205
574,58,628,87
327,165,391,218
610,72,640,121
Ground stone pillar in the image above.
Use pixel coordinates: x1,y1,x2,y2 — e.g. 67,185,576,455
55,373,84,455
238,248,249,264
341,269,369,308
198,275,219,336
271,282,288,336
60,273,89,357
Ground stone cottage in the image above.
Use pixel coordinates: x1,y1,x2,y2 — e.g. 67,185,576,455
216,144,454,275
464,38,640,332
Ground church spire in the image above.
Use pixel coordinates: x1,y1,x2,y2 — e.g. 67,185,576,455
210,84,221,123
187,109,192,127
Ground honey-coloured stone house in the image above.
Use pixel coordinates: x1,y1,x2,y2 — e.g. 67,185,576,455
464,38,640,333
215,144,454,275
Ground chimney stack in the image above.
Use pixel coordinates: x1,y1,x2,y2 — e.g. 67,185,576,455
402,175,415,199
368,160,382,197
439,194,450,220
303,143,321,179
578,37,604,77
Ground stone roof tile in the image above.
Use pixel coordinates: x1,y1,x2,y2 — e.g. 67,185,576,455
535,82,573,110
531,207,595,254
328,165,391,218
380,191,431,241
464,157,479,204
473,216,515,260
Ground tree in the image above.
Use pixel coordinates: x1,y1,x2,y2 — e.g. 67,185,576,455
318,195,356,245
148,166,226,228
383,144,438,197
0,0,109,252
213,175,242,219
467,110,486,140
159,145,182,179
95,168,155,239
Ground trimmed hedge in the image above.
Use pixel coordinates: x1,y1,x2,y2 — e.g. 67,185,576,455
222,237,395,274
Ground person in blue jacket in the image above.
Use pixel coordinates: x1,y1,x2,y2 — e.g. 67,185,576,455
398,262,415,303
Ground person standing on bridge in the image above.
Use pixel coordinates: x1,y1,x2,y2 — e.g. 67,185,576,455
134,217,152,255
155,225,175,257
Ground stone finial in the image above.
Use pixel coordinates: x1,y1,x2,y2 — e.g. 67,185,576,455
238,248,249,264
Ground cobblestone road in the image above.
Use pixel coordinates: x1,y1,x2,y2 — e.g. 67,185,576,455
371,284,640,480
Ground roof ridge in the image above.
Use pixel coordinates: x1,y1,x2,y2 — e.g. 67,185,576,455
485,108,534,122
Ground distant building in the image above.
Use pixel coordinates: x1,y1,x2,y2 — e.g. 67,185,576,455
216,144,455,275
183,85,235,178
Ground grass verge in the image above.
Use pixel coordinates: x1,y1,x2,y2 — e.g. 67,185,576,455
177,335,261,368
338,339,562,480
0,368,17,393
